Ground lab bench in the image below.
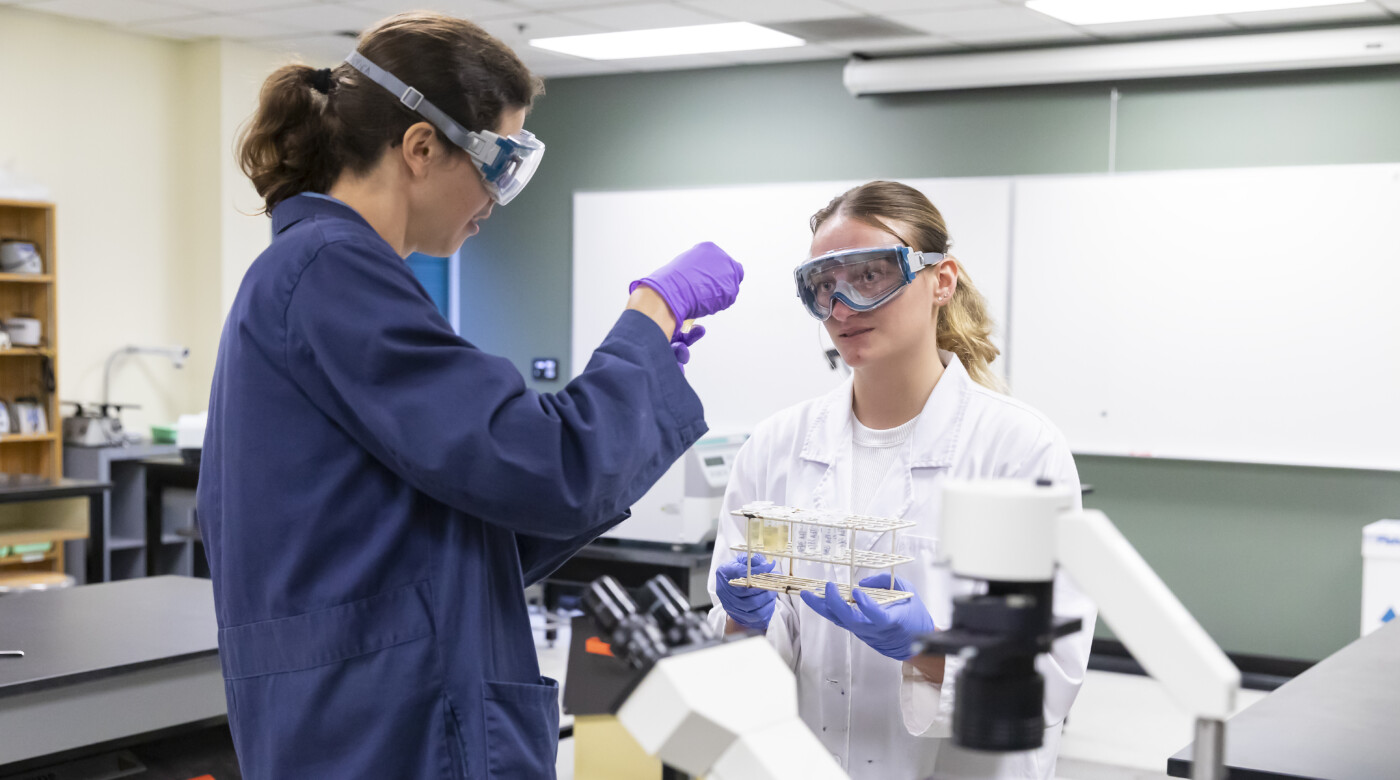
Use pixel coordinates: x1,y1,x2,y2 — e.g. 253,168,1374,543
0,576,224,774
1168,618,1400,779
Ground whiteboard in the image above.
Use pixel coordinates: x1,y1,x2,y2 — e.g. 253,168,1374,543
1009,164,1400,471
572,179,1014,435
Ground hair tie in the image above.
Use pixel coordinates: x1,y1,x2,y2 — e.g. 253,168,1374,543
309,68,334,95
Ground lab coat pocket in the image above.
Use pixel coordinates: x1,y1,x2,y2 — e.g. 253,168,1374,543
483,676,561,779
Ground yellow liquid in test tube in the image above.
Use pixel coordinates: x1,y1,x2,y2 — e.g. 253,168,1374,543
760,520,790,552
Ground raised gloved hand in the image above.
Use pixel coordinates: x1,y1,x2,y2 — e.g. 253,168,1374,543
799,575,936,661
630,242,744,338
671,324,706,372
714,553,777,632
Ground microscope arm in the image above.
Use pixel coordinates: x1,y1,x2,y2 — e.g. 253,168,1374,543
1057,508,1240,720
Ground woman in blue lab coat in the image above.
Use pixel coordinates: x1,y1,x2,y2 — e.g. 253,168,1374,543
197,12,742,779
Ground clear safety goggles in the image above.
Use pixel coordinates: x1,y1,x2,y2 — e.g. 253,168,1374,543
344,51,545,205
794,245,945,321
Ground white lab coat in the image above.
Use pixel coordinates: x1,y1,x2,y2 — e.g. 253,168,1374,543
706,353,1097,780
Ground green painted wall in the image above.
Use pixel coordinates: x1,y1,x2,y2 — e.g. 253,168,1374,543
462,59,1400,662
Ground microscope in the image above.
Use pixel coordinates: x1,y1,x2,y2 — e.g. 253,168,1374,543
570,479,1239,780
918,479,1239,780
565,574,844,780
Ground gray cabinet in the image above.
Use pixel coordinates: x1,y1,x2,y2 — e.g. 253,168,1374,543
63,444,178,582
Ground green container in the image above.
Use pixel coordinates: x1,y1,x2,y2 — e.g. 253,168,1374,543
152,424,177,444
11,542,53,556
0,546,10,558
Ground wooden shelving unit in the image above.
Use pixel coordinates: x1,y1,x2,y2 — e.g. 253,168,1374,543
0,198,73,587
0,198,60,481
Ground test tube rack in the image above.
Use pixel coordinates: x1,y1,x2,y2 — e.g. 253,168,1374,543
728,503,917,605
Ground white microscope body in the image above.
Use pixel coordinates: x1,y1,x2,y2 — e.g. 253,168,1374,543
940,479,1240,780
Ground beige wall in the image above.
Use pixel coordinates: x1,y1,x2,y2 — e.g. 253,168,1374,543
0,5,287,436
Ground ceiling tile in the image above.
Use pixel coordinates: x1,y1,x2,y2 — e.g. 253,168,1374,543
892,5,1085,36
243,3,382,34
674,0,853,24
1222,3,1391,27
345,0,521,20
166,0,312,11
556,2,723,31
835,0,1004,13
509,0,631,9
477,13,606,43
25,0,198,25
837,32,964,54
136,13,290,38
256,33,355,65
1079,16,1238,39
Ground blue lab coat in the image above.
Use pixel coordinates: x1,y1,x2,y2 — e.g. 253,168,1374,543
197,194,706,779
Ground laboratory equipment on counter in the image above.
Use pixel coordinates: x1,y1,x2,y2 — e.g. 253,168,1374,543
915,479,1239,780
725,502,915,605
565,574,846,780
13,397,47,434
0,240,42,274
3,316,41,347
176,412,206,465
62,401,138,447
605,433,747,546
103,345,189,405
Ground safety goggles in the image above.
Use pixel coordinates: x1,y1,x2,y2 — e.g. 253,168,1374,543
345,51,545,205
794,245,945,321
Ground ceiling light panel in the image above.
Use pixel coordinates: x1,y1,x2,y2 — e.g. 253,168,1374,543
557,2,721,32
1026,0,1370,26
530,22,803,60
678,0,855,24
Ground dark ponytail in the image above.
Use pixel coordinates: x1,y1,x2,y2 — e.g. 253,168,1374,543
238,12,543,214
239,64,344,213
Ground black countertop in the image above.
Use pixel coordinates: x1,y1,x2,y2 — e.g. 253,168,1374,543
0,475,109,504
0,576,217,698
1169,618,1400,780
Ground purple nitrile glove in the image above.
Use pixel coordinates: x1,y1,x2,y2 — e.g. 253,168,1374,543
715,553,777,632
671,324,706,372
799,575,936,661
630,242,744,338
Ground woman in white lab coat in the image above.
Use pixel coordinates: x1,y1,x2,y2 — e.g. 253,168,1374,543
705,181,1096,780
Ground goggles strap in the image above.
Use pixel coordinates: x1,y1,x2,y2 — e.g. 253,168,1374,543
344,51,495,164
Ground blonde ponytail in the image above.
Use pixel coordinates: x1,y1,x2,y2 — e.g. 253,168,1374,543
938,259,1007,394
811,181,1007,394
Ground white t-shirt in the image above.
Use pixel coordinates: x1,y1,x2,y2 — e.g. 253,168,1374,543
850,415,917,514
